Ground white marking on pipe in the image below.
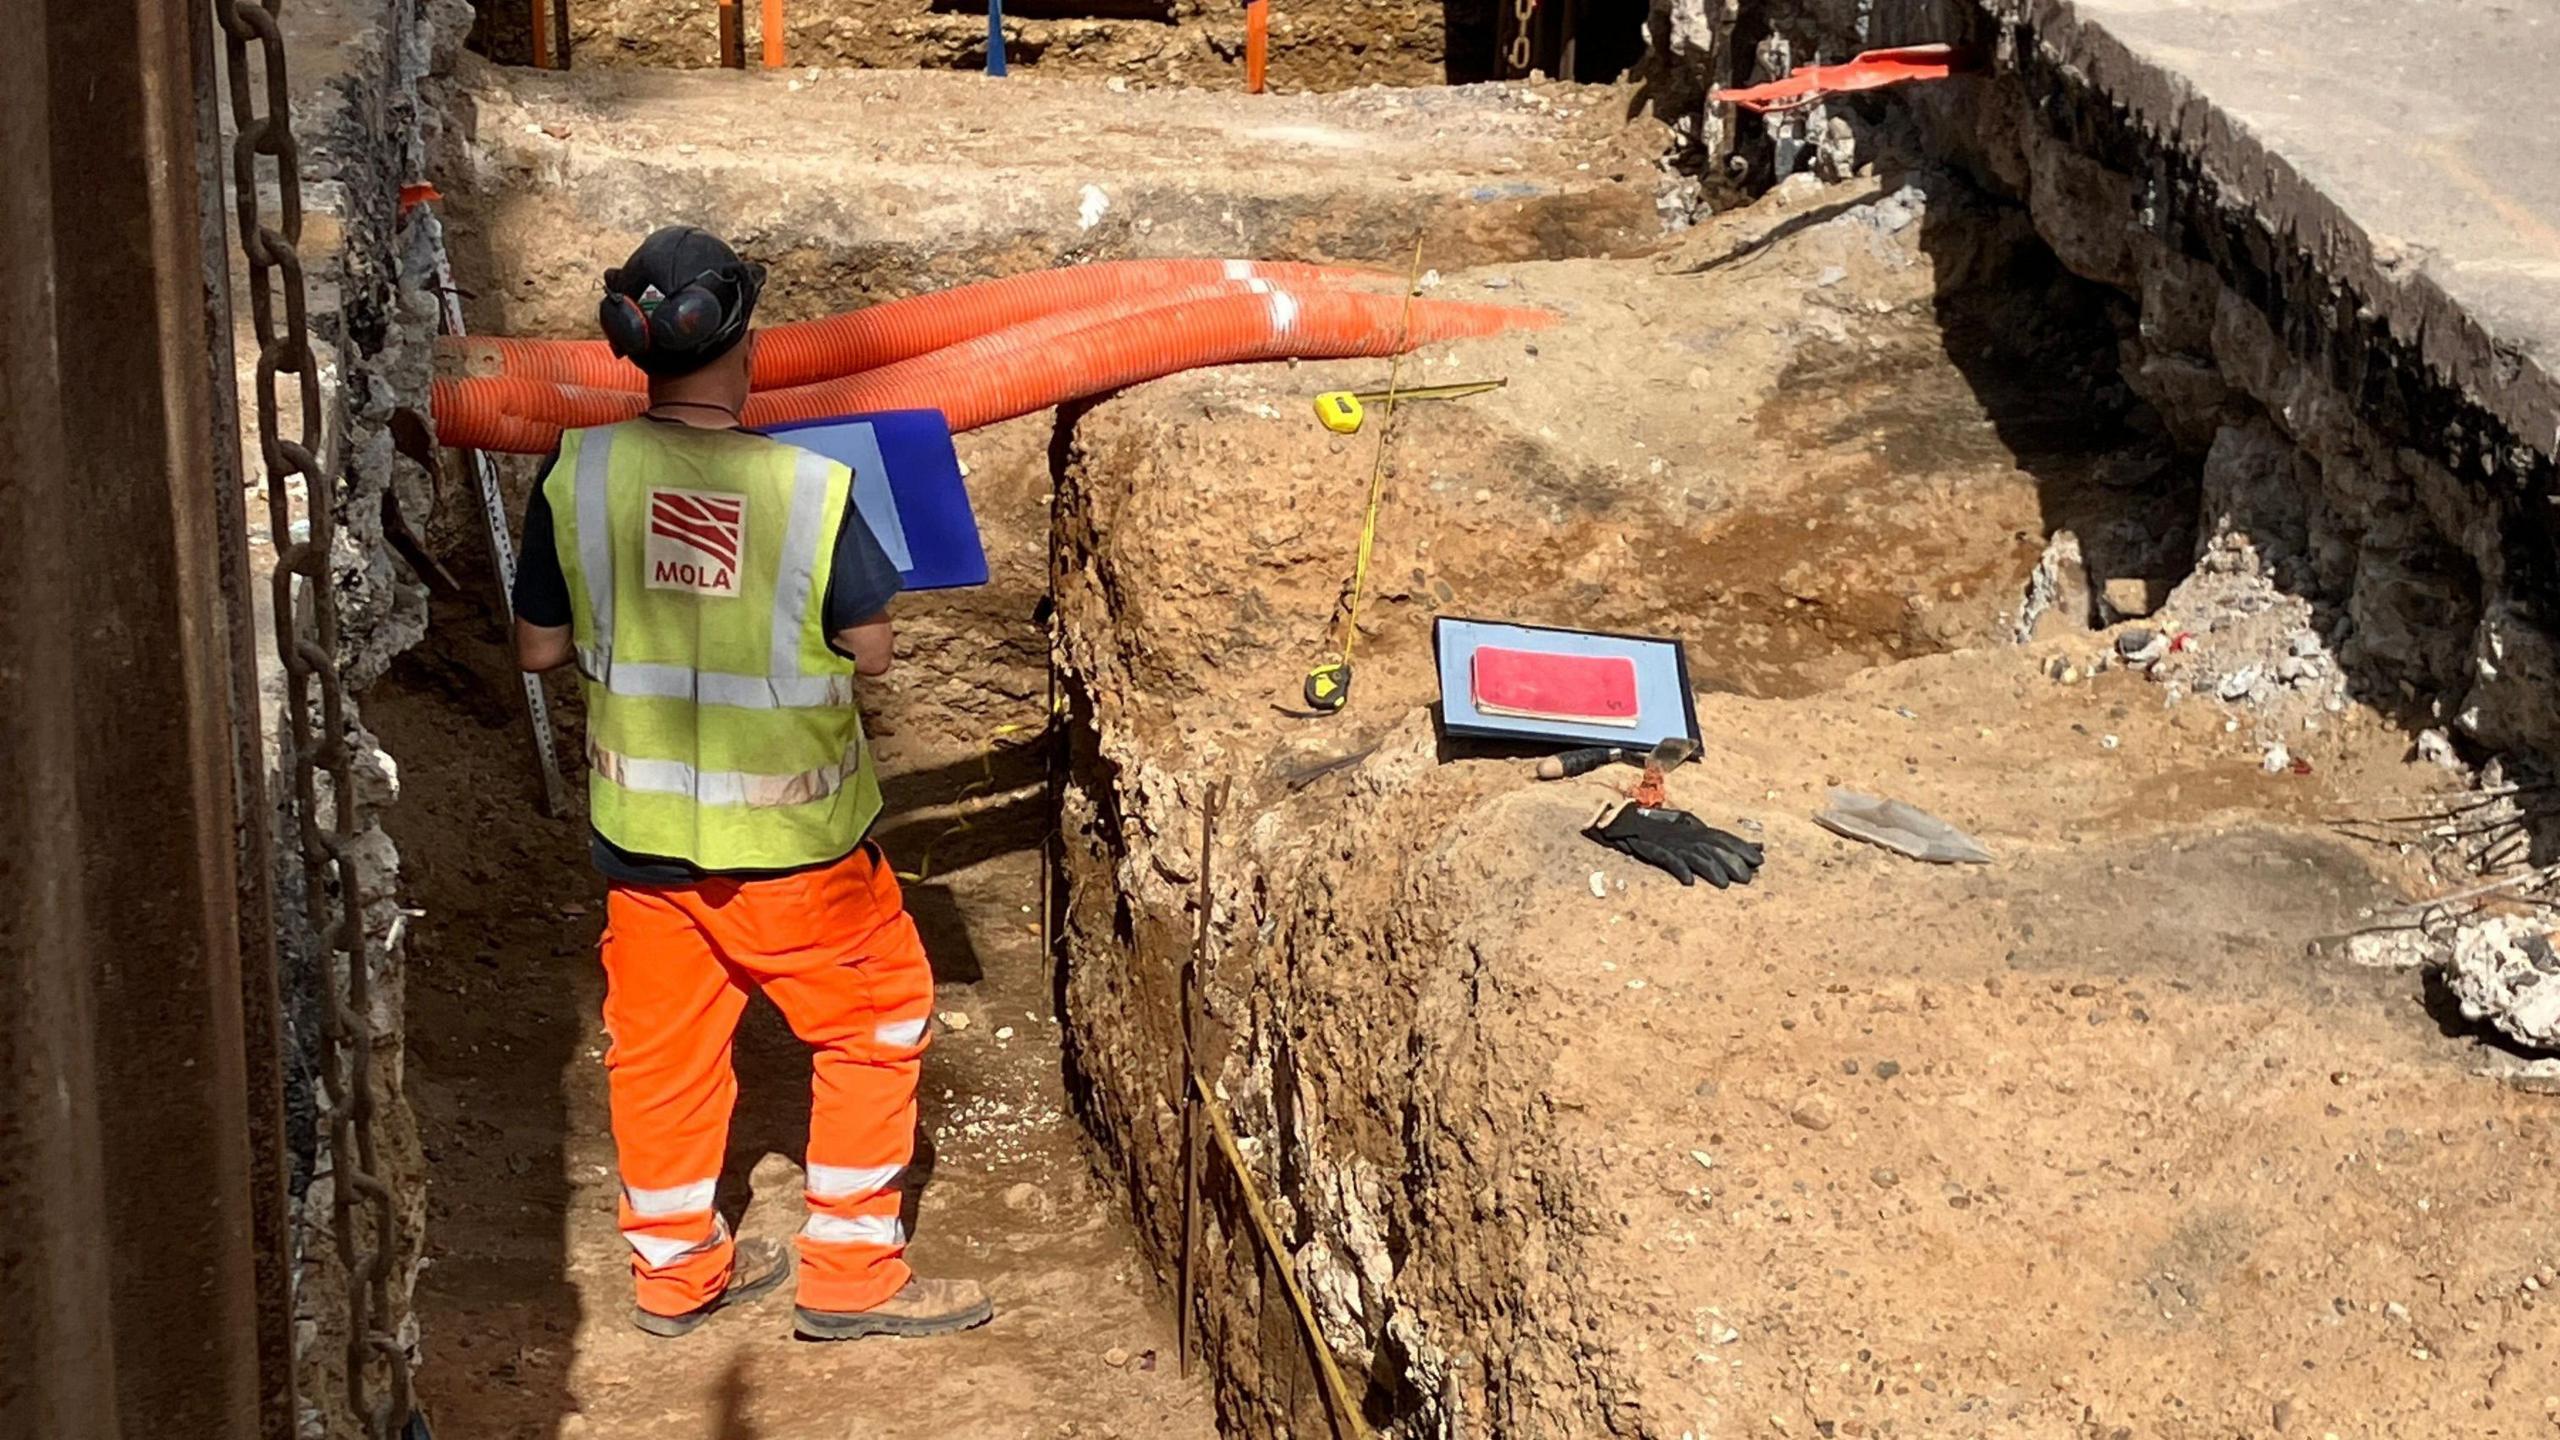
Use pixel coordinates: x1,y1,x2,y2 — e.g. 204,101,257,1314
1265,289,1300,336
1224,259,1255,279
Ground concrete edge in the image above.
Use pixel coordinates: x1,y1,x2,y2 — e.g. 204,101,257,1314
1997,0,2560,459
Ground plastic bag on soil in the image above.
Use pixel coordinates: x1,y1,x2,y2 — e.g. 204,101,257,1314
1814,787,1994,864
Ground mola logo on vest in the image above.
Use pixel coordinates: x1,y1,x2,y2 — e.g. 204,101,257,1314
646,488,746,597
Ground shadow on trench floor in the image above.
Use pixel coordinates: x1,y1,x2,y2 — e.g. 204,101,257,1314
375,584,1212,1439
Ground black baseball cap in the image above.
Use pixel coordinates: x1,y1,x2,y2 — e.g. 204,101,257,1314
600,226,766,377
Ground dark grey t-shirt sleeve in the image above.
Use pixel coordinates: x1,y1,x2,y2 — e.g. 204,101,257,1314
822,503,904,636
511,454,574,628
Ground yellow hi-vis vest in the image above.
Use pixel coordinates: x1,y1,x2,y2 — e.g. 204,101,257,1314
545,420,882,871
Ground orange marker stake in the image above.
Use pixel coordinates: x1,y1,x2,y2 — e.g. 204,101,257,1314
761,0,785,67
1244,0,1269,93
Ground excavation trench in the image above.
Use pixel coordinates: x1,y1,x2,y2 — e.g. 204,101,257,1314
1044,48,2560,1440
390,57,1661,1438
388,19,2560,1440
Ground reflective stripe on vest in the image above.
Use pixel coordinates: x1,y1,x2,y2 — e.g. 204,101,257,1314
576,650,859,709
547,421,882,871
586,733,866,810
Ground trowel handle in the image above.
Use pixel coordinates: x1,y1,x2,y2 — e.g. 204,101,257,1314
1537,746,1628,780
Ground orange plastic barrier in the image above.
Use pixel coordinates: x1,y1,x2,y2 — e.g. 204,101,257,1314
432,288,1551,453
439,258,1391,393
1711,44,1970,113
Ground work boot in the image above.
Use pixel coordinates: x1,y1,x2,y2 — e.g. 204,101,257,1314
794,1276,995,1340
631,1237,792,1338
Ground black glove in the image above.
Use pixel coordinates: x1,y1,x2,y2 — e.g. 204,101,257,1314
1584,804,1765,889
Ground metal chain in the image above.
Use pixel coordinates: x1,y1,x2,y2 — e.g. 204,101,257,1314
1507,0,1537,74
210,1,411,1435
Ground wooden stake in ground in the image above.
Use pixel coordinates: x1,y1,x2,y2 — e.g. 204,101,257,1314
1197,1071,1372,1440
1177,781,1226,1379
718,0,745,67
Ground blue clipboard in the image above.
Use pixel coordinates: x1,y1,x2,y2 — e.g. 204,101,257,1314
1434,617,1701,750
760,410,990,591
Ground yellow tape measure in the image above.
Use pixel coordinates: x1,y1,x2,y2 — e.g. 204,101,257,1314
1302,659,1351,712
1312,378,1508,435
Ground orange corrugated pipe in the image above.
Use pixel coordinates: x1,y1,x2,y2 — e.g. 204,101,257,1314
438,282,1275,438
799,288,1550,433
440,258,1390,393
433,288,1550,452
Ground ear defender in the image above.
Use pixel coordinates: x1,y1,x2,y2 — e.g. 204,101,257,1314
651,284,729,351
598,260,762,373
599,291,653,358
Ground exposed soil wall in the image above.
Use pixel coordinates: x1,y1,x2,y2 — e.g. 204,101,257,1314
474,0,1457,87
1912,11,2560,775
434,65,1665,344
1045,199,2248,1434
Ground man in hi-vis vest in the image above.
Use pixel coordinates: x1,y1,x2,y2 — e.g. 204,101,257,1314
512,226,993,1342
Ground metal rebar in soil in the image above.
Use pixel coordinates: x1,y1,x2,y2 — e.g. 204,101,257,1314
431,286,1553,452
437,257,1397,392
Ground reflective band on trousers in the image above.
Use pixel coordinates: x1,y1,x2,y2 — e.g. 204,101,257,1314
875,1017,928,1048
802,1213,906,1247
577,647,858,710
624,1177,718,1217
588,735,865,810
806,1162,903,1201
629,1215,729,1268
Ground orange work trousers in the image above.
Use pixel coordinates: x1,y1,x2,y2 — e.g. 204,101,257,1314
598,841,933,1318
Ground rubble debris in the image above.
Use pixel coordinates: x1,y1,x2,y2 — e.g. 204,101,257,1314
2012,529,2092,644
2115,628,2168,666
2444,916,2560,1051
2477,1057,2560,1095
2328,928,2439,970
2415,728,2463,771
1814,788,1994,864
2103,577,2163,619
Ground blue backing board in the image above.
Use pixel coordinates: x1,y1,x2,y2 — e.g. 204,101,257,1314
760,410,991,591
1434,617,1700,749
